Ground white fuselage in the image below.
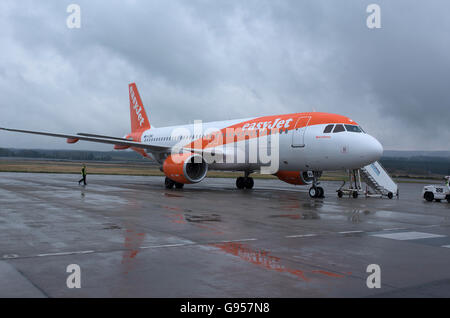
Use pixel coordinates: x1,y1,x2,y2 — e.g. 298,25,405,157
136,114,383,173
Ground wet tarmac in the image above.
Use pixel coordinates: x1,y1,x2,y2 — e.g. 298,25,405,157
0,172,449,297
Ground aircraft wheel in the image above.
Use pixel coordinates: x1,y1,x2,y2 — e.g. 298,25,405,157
175,182,184,189
387,192,393,199
446,195,450,203
337,190,343,198
316,186,324,198
352,191,358,199
165,177,175,189
244,177,254,189
309,187,318,198
424,192,434,202
236,177,245,189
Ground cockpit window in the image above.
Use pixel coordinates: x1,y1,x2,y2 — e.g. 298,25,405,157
333,124,345,133
323,124,334,133
344,125,362,133
359,126,366,133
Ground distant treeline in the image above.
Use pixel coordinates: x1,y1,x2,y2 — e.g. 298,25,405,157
0,148,144,162
1,148,449,175
380,156,450,176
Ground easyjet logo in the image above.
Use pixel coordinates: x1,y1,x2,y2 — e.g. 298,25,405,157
129,86,145,127
242,118,293,130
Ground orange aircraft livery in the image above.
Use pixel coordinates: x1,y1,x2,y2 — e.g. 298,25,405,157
0,83,383,198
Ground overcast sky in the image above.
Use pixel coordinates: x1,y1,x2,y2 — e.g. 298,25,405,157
0,0,449,151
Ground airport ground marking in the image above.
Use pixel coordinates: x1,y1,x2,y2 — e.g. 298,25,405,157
215,238,258,243
139,238,258,250
5,226,450,262
285,225,449,241
285,234,317,238
2,254,19,259
36,250,95,257
371,231,446,241
140,243,191,249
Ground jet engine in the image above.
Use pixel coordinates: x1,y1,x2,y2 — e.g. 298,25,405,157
275,171,315,185
163,153,208,184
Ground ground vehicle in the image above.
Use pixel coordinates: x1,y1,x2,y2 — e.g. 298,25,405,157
422,176,450,202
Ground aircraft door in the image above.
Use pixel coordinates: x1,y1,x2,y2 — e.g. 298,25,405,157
291,116,311,147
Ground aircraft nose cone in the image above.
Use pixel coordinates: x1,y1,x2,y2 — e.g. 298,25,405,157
368,135,383,162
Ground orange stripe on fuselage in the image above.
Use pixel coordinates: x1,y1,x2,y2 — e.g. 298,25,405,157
184,112,357,150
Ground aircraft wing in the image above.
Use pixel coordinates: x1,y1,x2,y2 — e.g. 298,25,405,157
0,127,170,152
184,146,239,159
76,133,133,141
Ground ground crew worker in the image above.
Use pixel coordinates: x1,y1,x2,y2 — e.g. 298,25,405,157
78,164,87,186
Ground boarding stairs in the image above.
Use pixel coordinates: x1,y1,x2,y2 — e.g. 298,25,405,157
337,161,398,199
360,161,398,199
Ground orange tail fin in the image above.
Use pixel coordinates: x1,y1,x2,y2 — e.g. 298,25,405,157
129,83,151,132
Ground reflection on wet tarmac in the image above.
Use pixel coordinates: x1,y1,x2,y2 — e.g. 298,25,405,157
269,212,320,220
168,213,186,224
164,192,184,198
269,214,302,220
347,209,373,223
272,195,324,220
166,213,224,234
212,242,347,281
2,174,450,296
185,214,221,223
122,228,146,274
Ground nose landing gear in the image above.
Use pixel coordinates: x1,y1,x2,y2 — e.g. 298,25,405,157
309,186,324,198
308,171,324,198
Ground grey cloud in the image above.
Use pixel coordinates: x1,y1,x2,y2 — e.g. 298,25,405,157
0,0,449,151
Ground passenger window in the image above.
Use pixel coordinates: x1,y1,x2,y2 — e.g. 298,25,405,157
344,125,362,133
333,124,345,133
323,124,334,133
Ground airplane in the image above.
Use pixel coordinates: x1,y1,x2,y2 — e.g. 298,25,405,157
0,83,383,198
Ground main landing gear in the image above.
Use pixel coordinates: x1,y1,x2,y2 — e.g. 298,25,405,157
165,177,184,189
236,172,254,190
309,171,324,198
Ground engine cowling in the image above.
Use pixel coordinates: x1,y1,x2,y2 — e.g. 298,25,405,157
163,153,208,184
275,171,314,185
